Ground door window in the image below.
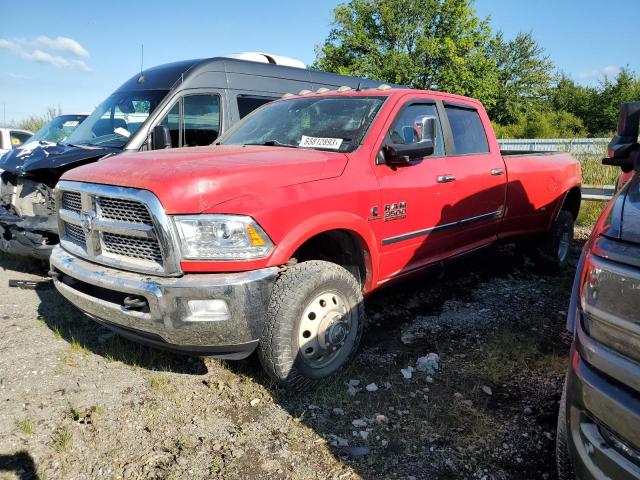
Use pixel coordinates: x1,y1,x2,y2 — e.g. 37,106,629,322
237,95,277,119
445,106,489,155
387,104,445,157
183,95,220,147
158,102,180,148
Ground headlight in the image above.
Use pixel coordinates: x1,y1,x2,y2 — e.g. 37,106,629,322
173,215,273,260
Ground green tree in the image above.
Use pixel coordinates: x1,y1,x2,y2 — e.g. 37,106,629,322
493,110,586,139
314,0,500,109
488,32,555,124
550,69,640,137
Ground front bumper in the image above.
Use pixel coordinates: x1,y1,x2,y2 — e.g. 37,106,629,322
50,246,278,359
0,207,56,260
565,319,640,479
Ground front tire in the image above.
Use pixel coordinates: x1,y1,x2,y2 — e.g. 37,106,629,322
258,260,365,390
556,376,575,479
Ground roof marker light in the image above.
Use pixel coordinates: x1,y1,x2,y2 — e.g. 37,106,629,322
298,89,313,96
282,92,295,98
337,86,352,92
377,84,392,90
316,87,330,93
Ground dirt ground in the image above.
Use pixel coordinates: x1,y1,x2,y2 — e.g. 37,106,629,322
0,231,588,480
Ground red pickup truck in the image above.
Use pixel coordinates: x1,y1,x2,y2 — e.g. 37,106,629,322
50,87,582,388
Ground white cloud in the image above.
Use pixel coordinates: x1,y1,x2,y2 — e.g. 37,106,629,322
35,36,89,58
578,65,621,81
0,36,91,71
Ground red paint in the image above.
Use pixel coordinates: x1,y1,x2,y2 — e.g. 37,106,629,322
617,171,634,191
61,89,582,292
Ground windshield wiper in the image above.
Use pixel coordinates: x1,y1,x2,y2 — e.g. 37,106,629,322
64,143,93,149
243,140,298,148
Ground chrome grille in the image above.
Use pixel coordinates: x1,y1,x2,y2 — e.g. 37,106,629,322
61,191,82,213
102,232,163,262
56,182,179,276
98,197,152,224
64,222,85,246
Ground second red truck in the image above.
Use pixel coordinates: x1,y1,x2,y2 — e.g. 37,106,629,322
49,87,582,387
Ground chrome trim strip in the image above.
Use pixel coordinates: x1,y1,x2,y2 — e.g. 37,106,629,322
381,209,502,246
93,219,155,238
55,180,183,276
58,208,83,225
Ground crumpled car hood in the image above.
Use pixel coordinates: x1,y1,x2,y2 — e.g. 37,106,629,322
0,141,117,176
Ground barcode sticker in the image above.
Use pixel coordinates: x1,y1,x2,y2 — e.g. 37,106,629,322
299,135,343,150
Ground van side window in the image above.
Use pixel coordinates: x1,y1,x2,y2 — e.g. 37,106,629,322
445,106,489,155
237,95,277,119
159,102,180,148
183,95,220,147
387,104,444,157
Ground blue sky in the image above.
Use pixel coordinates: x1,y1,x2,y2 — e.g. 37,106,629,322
0,0,636,124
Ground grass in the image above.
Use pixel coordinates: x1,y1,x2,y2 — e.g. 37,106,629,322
15,418,33,435
51,426,72,453
576,153,620,186
70,337,91,356
149,375,172,391
573,152,618,227
577,201,606,227
464,331,565,385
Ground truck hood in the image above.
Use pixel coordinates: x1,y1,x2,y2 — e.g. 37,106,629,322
0,141,117,177
61,145,349,213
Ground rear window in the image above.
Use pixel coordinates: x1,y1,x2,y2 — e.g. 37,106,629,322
445,106,489,155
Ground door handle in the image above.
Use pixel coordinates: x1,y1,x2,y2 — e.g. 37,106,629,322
490,168,505,176
437,175,456,183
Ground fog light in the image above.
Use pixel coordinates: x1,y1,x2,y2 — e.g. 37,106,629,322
186,299,230,322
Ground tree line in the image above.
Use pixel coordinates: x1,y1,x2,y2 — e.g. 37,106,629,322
313,0,639,138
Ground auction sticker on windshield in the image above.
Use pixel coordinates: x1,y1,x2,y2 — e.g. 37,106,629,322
300,136,343,150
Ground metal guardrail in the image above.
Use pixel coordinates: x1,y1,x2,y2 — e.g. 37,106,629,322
498,138,609,155
582,185,616,202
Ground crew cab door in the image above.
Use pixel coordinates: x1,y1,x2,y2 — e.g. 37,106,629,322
436,102,506,250
373,98,459,280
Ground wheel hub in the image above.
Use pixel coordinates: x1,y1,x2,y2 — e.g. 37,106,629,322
298,291,351,367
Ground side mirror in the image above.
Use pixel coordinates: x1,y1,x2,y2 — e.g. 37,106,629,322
603,102,640,172
414,115,437,143
151,125,172,150
383,140,434,165
383,114,437,165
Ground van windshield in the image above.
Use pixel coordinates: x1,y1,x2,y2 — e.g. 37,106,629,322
65,90,168,149
219,96,386,153
27,114,88,145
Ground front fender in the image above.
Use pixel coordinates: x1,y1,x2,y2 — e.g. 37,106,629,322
267,211,379,291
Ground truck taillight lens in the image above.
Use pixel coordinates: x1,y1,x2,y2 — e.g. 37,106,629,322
173,215,273,260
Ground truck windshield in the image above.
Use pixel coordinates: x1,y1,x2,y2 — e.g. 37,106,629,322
219,96,386,153
26,114,88,145
65,90,168,149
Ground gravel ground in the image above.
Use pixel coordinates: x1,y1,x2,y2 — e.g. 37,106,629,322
0,230,588,480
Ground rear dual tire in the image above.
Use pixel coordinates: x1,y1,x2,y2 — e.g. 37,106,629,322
518,210,574,272
258,260,365,390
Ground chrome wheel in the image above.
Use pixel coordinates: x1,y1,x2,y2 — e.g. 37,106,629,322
298,290,351,369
